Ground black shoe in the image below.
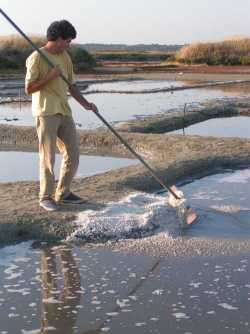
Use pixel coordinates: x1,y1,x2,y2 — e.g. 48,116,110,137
60,192,85,204
40,199,58,211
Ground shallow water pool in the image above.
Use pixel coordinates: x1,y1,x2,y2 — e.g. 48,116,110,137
180,168,250,239
1,242,250,333
84,79,185,92
0,151,136,183
172,116,250,138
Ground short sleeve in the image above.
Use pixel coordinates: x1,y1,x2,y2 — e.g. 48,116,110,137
25,51,40,90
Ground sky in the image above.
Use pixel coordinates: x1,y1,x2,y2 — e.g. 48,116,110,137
1,0,250,45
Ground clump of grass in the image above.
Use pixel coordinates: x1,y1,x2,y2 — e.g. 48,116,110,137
0,34,46,51
176,38,250,65
0,34,46,71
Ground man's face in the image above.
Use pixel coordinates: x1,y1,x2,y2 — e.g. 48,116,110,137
55,37,72,53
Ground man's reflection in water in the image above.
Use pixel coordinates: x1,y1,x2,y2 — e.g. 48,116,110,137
39,246,104,334
40,246,82,333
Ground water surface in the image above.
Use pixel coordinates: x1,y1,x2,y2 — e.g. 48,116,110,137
180,168,250,239
84,79,185,92
172,116,250,138
0,151,136,182
1,242,250,333
1,81,250,128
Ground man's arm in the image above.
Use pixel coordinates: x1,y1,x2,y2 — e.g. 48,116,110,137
69,84,98,113
26,66,62,95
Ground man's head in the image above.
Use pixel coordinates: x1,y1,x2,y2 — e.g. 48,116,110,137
46,20,77,53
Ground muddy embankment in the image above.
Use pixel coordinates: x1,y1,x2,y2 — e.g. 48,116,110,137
115,98,250,133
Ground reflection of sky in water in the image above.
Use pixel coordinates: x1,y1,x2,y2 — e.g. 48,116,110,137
172,116,250,138
1,82,249,128
1,242,250,333
0,151,136,182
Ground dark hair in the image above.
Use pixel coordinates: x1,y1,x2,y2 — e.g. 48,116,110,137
47,20,77,41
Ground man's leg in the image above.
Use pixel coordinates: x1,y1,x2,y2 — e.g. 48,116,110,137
36,115,61,203
55,116,80,202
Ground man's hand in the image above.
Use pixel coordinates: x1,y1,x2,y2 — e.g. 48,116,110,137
88,102,98,113
45,66,62,81
69,84,98,113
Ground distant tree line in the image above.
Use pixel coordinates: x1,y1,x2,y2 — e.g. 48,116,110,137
78,43,183,52
176,39,250,65
95,52,171,62
0,35,96,73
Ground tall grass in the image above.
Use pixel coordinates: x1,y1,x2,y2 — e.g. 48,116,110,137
0,35,46,71
0,34,46,51
176,39,250,65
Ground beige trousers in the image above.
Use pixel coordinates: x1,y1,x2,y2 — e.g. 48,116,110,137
36,114,79,202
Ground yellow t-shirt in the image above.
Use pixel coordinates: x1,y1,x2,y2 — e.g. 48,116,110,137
25,48,75,117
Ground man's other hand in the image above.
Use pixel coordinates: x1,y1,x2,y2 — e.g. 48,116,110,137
46,66,62,81
88,102,98,113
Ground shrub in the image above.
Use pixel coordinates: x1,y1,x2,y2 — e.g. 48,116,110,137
240,55,250,65
176,38,250,65
0,55,19,69
0,35,46,71
68,47,96,72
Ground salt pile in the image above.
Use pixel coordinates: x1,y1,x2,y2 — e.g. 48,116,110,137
67,192,178,242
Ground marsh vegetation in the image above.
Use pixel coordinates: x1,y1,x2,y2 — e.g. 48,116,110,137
176,38,250,66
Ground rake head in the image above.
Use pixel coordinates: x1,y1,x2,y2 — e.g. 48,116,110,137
168,186,198,228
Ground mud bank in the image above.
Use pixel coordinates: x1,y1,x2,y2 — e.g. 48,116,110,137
116,98,250,133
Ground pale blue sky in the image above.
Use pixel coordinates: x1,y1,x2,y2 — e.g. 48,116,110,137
1,0,250,44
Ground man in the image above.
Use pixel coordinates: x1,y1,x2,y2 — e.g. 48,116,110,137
25,20,98,212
